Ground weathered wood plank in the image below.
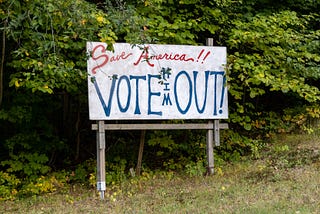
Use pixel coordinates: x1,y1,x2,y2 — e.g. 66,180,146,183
92,123,228,130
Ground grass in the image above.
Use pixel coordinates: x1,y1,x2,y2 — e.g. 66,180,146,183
1,133,319,213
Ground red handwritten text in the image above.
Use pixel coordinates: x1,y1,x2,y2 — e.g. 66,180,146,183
133,47,195,67
91,44,133,74
196,49,211,64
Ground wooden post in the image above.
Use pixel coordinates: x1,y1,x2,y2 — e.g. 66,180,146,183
136,130,146,176
206,120,214,175
214,120,220,146
96,121,106,199
206,37,215,175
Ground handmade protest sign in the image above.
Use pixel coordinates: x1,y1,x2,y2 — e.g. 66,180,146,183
87,42,227,120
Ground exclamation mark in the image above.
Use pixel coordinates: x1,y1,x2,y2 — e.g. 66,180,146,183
197,49,204,62
219,75,226,114
202,51,211,64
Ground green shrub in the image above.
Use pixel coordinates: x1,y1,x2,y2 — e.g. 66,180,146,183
185,159,206,177
0,171,21,201
0,151,67,200
1,153,50,180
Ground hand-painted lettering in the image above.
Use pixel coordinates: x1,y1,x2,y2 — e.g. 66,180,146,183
110,51,133,62
162,93,172,106
193,71,210,113
91,45,133,74
133,46,154,67
116,76,131,112
148,74,162,116
91,45,108,74
133,47,195,67
210,71,225,115
88,42,227,120
92,76,117,116
130,75,147,114
174,71,192,114
92,71,226,118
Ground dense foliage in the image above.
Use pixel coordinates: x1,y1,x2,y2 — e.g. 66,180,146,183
0,0,319,200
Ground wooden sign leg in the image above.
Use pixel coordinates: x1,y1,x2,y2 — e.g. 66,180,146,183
96,121,106,199
206,38,215,175
214,120,220,146
136,130,146,176
206,120,214,175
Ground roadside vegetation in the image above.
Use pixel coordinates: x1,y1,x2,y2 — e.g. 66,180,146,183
0,0,319,210
1,133,319,213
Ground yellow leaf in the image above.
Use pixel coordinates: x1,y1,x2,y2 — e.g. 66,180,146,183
216,167,224,176
96,16,104,23
15,80,20,88
80,19,87,25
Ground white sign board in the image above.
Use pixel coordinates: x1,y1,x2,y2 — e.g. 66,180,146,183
87,42,227,120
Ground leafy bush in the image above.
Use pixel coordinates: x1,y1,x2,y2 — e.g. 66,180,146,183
185,159,206,177
1,153,50,180
0,171,20,201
